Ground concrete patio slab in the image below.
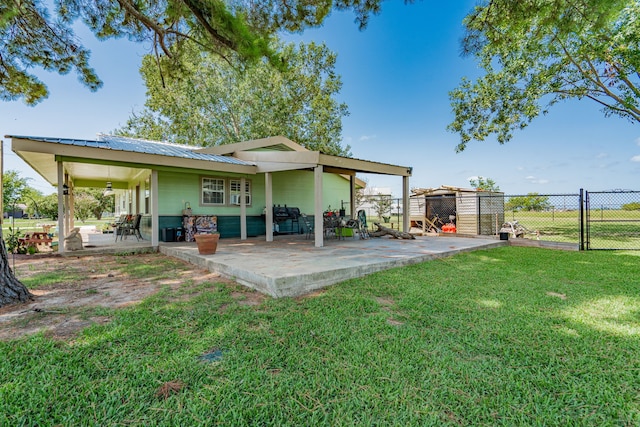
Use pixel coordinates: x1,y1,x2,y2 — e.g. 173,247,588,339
161,235,505,297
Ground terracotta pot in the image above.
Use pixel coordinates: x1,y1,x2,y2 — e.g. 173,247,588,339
194,233,220,255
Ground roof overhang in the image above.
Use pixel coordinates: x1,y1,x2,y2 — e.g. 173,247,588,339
233,150,411,176
196,136,307,155
10,137,258,186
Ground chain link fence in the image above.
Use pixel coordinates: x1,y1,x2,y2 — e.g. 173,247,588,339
384,190,640,250
585,190,640,250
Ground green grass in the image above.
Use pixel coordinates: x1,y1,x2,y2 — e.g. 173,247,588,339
2,247,640,426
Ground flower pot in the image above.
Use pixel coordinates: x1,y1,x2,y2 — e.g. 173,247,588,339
194,233,220,255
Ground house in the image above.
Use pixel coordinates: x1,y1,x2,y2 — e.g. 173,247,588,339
8,134,412,251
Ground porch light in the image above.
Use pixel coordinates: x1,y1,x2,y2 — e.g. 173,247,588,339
62,184,69,196
103,181,115,196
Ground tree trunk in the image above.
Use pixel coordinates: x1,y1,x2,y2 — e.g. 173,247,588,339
370,223,416,240
0,230,33,307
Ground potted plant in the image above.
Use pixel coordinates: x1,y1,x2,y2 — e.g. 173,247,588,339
194,231,220,255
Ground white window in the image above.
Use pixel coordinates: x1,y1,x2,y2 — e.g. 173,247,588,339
229,179,252,205
202,178,225,205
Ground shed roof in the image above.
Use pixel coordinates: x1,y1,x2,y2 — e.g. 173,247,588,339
412,185,503,196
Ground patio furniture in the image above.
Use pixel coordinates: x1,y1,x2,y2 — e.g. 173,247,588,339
300,213,313,239
357,210,369,239
116,214,143,241
18,231,53,250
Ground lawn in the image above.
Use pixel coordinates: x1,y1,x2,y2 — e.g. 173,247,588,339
1,247,639,426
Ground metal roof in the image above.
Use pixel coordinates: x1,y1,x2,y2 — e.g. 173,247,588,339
6,134,253,166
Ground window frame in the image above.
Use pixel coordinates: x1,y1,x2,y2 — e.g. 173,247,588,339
201,177,226,206
229,179,252,206
200,176,253,207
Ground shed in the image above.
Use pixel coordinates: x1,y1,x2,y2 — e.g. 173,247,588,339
411,185,504,235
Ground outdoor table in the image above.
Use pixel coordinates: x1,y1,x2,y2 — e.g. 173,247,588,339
18,231,53,248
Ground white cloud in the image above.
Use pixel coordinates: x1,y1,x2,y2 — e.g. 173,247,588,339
359,135,376,141
596,152,609,159
636,137,640,146
525,175,549,185
631,155,640,162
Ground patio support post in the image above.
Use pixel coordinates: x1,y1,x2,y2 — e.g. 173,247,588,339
57,161,65,254
68,177,74,233
350,176,356,218
240,177,247,240
314,165,324,247
265,172,273,242
151,170,159,247
402,175,410,232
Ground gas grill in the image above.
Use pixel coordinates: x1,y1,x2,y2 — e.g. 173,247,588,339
273,205,300,234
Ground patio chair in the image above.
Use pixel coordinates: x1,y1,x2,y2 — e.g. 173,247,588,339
129,213,143,241
357,210,369,239
300,213,314,239
116,214,143,241
115,215,132,241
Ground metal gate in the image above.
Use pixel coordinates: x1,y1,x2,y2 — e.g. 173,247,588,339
584,190,640,250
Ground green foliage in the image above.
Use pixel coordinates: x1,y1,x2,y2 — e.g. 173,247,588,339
36,194,60,220
469,176,500,191
371,193,392,220
448,0,640,151
71,189,113,222
506,193,552,211
622,202,640,210
1,0,384,105
4,227,25,254
2,248,640,425
2,170,30,212
115,40,350,156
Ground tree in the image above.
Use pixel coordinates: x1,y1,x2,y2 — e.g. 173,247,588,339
1,0,385,105
469,176,500,192
71,189,114,222
372,193,393,221
506,193,552,212
621,202,640,210
2,170,31,213
37,194,61,220
448,0,639,151
115,40,350,155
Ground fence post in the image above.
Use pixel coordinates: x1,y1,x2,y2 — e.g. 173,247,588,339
579,188,585,251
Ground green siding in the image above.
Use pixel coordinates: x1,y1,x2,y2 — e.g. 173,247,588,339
158,169,350,217
159,215,266,239
157,170,265,216
271,170,350,215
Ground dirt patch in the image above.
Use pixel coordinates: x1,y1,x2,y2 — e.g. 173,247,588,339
0,252,264,341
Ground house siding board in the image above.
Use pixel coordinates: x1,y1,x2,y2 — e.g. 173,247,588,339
157,170,266,216
159,215,265,238
272,171,349,215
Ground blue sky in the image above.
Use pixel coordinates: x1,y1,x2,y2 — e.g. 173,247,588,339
2,1,639,197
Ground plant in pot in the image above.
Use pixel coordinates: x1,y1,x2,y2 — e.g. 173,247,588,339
194,231,220,255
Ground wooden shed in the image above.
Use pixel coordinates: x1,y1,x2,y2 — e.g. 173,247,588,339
411,185,504,235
